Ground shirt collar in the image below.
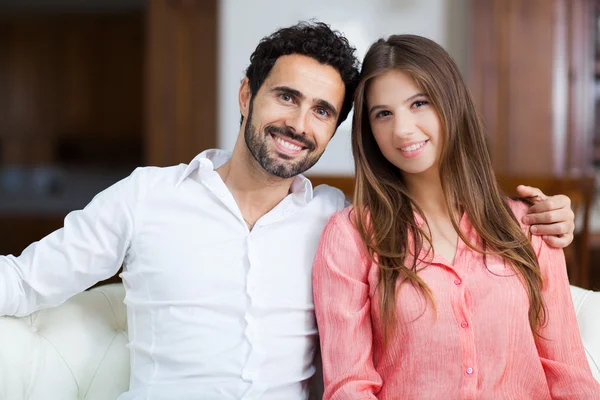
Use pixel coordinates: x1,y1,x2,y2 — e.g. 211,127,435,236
412,208,475,240
175,149,314,204
413,211,425,227
175,149,230,186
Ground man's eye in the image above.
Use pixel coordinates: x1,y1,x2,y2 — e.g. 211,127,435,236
316,108,330,117
280,94,292,102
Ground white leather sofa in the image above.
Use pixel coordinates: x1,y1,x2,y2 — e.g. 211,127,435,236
0,284,598,399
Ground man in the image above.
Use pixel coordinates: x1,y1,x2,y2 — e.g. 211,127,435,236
0,22,575,399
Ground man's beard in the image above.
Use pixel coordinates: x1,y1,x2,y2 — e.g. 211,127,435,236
244,102,324,179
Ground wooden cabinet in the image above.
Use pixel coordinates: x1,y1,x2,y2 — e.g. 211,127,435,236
469,0,599,288
594,2,600,165
0,13,144,168
469,0,597,176
0,0,218,265
145,0,218,166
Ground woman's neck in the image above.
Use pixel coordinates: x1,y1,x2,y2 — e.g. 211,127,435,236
403,169,451,219
404,169,460,264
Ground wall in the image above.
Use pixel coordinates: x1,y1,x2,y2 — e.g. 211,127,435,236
218,0,470,175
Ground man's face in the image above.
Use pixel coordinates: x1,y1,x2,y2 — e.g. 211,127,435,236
242,54,345,179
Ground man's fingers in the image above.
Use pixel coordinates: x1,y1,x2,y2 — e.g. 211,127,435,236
541,233,573,249
516,185,548,202
523,209,572,225
530,222,572,236
527,195,571,215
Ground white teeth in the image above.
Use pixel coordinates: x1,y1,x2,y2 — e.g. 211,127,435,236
400,141,426,152
274,136,303,151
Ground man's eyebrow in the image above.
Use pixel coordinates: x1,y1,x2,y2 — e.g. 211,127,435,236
271,86,303,99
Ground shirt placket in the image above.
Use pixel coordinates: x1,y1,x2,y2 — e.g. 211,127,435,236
451,244,479,399
241,233,267,394
198,170,266,393
454,278,478,399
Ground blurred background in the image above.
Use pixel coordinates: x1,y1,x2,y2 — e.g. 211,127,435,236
0,0,598,289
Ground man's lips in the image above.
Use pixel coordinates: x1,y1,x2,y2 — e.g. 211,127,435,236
270,134,307,155
265,126,315,151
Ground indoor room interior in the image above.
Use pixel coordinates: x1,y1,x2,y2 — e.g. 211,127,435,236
0,0,598,289
0,1,599,399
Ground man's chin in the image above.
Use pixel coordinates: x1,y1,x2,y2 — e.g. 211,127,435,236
257,148,317,178
260,160,303,179
265,166,297,179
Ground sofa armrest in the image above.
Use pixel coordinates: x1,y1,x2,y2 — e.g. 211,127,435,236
570,285,600,381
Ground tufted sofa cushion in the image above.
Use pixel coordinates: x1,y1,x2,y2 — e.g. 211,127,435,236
0,284,598,399
0,284,129,399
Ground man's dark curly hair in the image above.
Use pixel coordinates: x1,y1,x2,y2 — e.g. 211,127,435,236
244,21,360,127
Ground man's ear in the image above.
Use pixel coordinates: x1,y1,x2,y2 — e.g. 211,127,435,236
238,77,252,118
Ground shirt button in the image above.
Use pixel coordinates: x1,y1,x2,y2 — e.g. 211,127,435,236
454,279,462,285
461,321,469,328
466,367,474,375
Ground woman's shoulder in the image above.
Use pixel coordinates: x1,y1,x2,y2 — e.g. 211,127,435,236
504,197,530,227
325,205,358,232
326,204,374,229
317,204,372,261
504,197,543,250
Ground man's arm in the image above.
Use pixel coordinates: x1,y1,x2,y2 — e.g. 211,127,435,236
517,185,575,249
0,168,142,317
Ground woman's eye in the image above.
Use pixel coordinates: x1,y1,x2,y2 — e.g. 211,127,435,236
375,110,392,118
412,100,429,108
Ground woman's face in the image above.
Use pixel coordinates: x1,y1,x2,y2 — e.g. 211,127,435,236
366,69,443,177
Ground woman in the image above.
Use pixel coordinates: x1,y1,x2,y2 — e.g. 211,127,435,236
312,35,600,399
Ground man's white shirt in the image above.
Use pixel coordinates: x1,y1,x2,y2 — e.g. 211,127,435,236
0,149,346,399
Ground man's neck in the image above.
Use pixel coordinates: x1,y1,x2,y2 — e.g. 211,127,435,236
216,141,295,228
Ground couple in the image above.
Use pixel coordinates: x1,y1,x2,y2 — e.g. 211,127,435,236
0,21,596,399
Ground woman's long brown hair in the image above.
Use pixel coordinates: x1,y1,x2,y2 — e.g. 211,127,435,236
351,35,545,344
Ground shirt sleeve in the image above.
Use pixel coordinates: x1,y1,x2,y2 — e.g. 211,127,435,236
534,238,600,398
0,167,143,317
312,210,382,400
